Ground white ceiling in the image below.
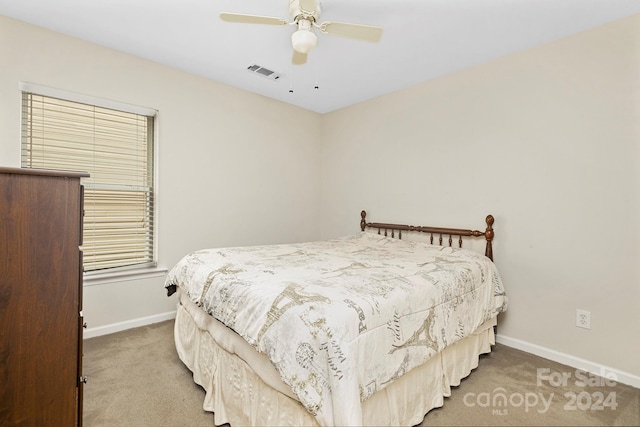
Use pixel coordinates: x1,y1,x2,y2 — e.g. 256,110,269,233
2,0,640,114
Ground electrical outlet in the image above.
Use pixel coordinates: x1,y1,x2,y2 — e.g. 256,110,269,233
576,309,591,329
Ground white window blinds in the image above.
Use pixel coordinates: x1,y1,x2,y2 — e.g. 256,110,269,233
21,91,156,272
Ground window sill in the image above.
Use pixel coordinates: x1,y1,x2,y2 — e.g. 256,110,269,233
83,266,168,286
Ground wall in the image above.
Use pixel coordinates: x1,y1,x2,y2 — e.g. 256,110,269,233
0,15,322,333
321,15,640,380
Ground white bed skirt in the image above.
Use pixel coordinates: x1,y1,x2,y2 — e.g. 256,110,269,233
174,290,497,427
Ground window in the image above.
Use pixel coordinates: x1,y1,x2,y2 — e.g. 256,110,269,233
21,85,156,274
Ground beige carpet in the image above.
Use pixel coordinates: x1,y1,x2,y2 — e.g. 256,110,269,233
83,320,639,426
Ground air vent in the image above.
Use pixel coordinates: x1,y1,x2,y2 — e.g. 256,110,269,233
247,64,281,81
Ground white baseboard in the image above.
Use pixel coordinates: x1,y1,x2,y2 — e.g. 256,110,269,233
496,334,640,389
83,311,177,339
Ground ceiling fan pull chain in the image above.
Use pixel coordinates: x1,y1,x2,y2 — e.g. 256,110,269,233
314,53,319,90
289,63,295,93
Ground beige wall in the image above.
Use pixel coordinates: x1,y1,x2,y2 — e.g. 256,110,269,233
0,15,323,331
321,15,640,378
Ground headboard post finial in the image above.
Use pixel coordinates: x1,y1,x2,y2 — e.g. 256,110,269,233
485,215,495,261
360,210,367,232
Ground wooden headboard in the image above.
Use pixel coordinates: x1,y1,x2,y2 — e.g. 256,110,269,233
359,210,495,261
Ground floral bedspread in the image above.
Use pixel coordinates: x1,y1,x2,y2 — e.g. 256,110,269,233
164,232,508,426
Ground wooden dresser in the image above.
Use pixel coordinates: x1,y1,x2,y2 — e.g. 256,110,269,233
0,167,89,426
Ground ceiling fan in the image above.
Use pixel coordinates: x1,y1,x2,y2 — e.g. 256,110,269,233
220,0,383,65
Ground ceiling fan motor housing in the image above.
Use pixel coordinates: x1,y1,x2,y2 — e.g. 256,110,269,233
289,0,321,22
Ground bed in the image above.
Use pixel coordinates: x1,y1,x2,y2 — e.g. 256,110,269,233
164,211,508,426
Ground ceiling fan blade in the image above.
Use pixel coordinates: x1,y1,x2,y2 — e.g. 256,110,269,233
220,13,289,26
319,21,383,42
299,0,318,13
292,50,308,65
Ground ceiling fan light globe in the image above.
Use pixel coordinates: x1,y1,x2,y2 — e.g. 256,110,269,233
291,29,317,54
